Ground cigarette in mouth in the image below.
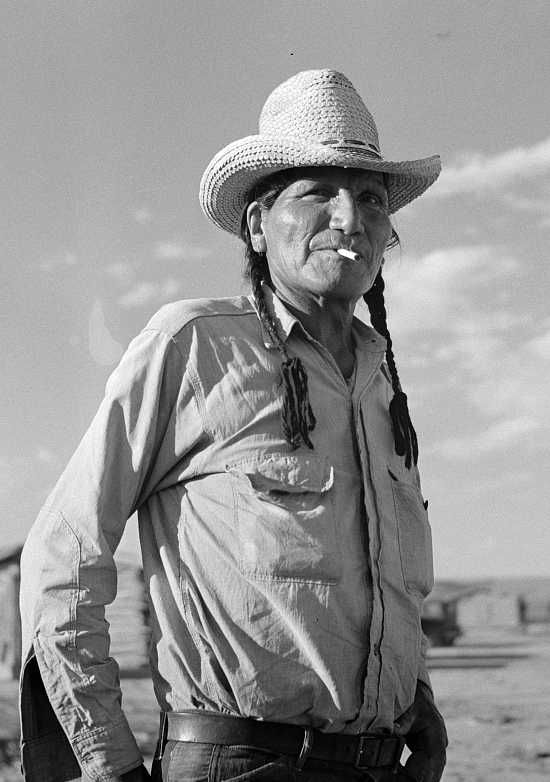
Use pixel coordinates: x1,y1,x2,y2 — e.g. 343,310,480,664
337,248,360,261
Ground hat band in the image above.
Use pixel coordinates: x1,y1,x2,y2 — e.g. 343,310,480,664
320,139,382,160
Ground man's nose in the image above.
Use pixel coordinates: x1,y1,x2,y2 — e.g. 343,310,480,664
328,190,364,234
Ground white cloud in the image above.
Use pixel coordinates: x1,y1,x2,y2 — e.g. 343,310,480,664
378,243,550,456
39,251,78,272
133,207,153,224
35,447,58,466
104,261,137,284
429,136,550,198
448,336,548,441
154,241,211,262
154,242,185,261
432,331,505,370
527,331,550,359
432,416,538,460
118,281,157,308
464,349,549,423
88,299,124,366
500,193,550,213
499,190,550,227
466,469,532,497
117,278,182,309
383,244,520,336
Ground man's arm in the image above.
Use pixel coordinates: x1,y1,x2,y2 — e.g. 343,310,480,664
20,327,187,781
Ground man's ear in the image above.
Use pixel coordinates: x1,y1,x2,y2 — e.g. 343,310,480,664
246,202,267,254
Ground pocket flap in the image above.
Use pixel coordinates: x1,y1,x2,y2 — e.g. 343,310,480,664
227,454,334,493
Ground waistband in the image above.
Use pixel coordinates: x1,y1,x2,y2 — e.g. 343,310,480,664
161,710,404,771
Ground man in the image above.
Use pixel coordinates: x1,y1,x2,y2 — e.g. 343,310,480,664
20,69,447,781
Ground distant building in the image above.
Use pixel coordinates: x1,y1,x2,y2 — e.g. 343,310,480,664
421,581,487,646
0,545,22,679
457,590,517,628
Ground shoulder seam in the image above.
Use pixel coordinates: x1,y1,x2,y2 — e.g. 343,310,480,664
142,308,258,357
140,327,187,361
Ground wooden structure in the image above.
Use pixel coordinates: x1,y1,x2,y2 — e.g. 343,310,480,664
0,545,150,680
106,552,151,674
0,545,23,680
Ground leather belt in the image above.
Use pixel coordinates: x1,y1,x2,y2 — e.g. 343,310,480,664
163,711,404,771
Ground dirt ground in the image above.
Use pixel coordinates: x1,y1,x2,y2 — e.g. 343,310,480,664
1,626,549,781
428,626,550,781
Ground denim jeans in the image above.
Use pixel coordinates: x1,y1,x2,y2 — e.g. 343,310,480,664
150,741,407,782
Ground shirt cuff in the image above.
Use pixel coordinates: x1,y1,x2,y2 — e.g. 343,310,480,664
72,718,143,782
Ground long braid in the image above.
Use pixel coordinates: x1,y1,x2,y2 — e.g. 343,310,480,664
364,269,419,468
244,235,316,450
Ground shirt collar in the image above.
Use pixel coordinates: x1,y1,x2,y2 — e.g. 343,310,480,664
249,284,387,355
351,316,388,354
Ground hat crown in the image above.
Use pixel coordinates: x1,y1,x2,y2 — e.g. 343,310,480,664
259,69,381,154
199,68,441,235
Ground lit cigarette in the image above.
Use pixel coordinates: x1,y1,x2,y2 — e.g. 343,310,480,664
337,248,360,261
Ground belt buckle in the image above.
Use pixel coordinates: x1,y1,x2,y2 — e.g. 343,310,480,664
355,735,380,769
355,735,405,771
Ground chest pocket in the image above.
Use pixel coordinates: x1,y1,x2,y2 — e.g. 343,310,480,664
389,470,434,598
227,454,340,583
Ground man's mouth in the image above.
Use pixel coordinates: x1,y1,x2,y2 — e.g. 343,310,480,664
310,231,362,256
312,245,363,261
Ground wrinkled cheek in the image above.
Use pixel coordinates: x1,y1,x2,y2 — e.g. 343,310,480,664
264,217,313,272
281,227,316,272
285,218,317,253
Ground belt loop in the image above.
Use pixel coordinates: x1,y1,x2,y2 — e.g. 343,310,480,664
295,728,314,771
155,712,169,761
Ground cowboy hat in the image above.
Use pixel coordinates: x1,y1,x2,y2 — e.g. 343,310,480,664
199,69,441,235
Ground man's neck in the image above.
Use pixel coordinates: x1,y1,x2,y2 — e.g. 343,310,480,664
274,288,356,375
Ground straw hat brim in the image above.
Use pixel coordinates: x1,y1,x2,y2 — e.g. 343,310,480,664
199,134,442,235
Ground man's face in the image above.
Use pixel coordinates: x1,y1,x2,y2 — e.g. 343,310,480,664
253,167,393,306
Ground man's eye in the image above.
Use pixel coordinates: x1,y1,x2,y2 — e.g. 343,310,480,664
359,192,385,207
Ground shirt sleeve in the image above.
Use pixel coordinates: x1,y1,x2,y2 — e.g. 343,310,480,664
19,327,192,781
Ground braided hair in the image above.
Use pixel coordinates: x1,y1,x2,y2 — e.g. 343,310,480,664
241,169,418,467
241,223,316,449
364,270,418,468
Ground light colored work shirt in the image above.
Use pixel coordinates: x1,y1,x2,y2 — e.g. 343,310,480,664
19,288,434,781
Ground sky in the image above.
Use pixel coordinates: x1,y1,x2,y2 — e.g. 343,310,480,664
2,0,550,579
